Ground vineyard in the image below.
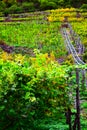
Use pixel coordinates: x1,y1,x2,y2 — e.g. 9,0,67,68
0,8,87,130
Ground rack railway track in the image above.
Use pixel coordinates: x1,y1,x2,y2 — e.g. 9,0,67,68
62,28,85,65
61,22,87,88
61,23,85,65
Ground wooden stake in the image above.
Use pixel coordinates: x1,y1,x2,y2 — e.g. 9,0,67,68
76,68,81,130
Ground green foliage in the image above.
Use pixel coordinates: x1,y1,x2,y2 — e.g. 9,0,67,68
40,1,57,10
80,4,87,9
0,21,66,59
4,5,23,16
0,0,87,12
71,19,87,63
83,52,87,62
81,102,87,109
0,6,87,129
22,2,35,12
3,0,17,7
34,117,69,130
3,8,10,16
0,51,70,129
0,1,6,12
8,4,23,13
81,117,87,130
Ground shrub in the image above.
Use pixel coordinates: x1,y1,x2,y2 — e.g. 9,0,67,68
3,8,10,17
8,4,23,14
80,4,87,9
40,1,58,10
0,51,70,129
0,1,6,12
22,2,35,12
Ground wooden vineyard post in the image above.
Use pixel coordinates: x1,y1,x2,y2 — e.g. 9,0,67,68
73,69,81,130
65,108,72,130
65,71,72,130
75,69,81,130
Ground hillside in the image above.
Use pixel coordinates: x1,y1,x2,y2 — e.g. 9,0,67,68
0,7,87,130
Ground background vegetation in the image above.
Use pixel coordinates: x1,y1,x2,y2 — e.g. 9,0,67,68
0,0,87,14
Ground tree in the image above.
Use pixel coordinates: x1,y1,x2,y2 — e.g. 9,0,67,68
3,0,16,6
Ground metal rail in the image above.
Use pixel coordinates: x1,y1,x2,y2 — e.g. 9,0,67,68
61,25,87,87
61,28,85,65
